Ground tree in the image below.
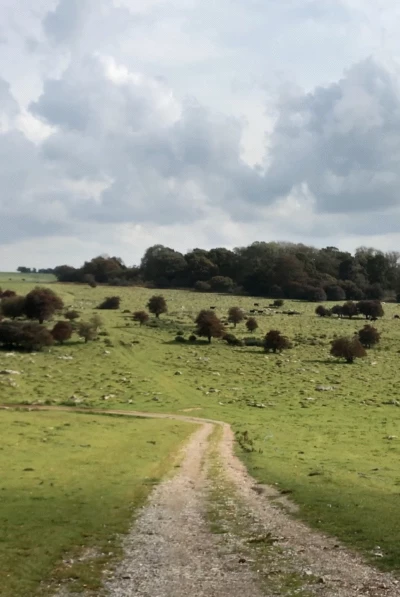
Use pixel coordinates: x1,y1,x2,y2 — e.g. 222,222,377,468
325,285,346,301
306,287,327,302
209,276,234,293
194,281,211,292
51,321,73,344
133,311,149,326
195,310,225,343
358,325,381,349
341,301,358,319
17,267,32,274
357,300,384,320
65,310,80,321
1,296,26,319
147,295,167,318
264,330,291,353
97,296,121,310
228,306,244,328
316,305,331,317
246,317,258,332
330,337,367,363
364,283,384,300
24,287,64,324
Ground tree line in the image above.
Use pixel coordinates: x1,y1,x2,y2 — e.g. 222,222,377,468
29,242,400,300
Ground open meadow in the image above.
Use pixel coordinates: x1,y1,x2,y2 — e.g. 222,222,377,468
1,276,400,587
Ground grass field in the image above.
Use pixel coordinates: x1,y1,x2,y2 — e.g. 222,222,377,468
0,409,192,597
0,272,56,284
1,281,400,575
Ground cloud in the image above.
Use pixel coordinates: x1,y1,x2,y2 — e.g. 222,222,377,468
264,58,400,214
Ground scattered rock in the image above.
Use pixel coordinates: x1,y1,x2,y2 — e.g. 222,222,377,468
0,370,21,375
315,385,334,392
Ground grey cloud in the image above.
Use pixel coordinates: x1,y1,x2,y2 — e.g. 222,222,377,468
43,0,88,43
264,59,400,213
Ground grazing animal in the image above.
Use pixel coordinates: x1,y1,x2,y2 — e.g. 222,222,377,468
258,310,264,314
210,306,216,309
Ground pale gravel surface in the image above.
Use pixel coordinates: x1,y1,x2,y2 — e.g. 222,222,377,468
103,423,265,597
2,405,400,597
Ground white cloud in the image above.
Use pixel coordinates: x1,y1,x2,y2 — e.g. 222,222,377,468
2,0,400,268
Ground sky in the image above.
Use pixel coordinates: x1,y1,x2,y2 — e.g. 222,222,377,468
2,0,400,269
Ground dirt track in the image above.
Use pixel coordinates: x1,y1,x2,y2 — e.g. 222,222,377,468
2,404,399,596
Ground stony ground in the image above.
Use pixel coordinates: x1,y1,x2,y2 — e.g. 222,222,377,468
6,406,399,597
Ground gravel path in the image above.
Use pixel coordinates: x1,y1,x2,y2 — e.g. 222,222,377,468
2,405,400,596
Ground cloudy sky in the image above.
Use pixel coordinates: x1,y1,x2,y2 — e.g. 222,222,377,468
1,0,400,269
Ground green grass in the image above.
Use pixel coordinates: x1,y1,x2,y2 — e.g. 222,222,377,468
0,409,192,597
1,281,400,573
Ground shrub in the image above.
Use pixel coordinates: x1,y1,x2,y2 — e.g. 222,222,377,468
189,334,197,342
223,333,238,345
330,336,367,363
194,281,211,292
315,305,331,317
195,310,225,343
65,310,80,321
78,321,98,343
357,300,384,320
331,304,343,317
51,321,73,344
246,317,258,332
340,281,365,301
97,296,121,310
0,290,16,298
133,311,149,326
273,299,284,307
1,296,26,320
358,325,381,348
341,301,358,319
0,321,54,351
83,273,97,288
175,335,186,343
24,287,64,324
147,295,167,318
228,306,245,328
264,330,291,353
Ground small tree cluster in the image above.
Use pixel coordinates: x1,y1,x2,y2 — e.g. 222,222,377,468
97,296,121,310
0,321,54,351
147,295,168,318
330,337,366,363
264,330,291,353
195,310,225,343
